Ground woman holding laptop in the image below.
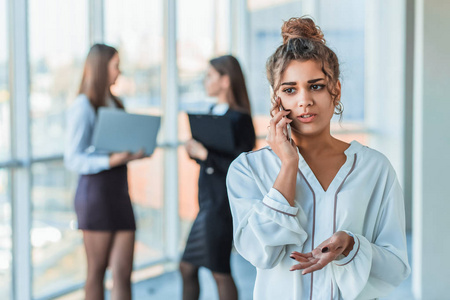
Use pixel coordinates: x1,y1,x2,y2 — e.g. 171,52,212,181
181,55,256,300
64,44,143,300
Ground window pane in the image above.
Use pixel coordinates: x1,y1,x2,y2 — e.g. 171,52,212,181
177,0,232,246
104,0,165,267
0,0,10,161
104,0,163,110
319,0,365,122
28,0,89,158
0,170,12,299
177,0,219,114
128,150,165,265
31,161,81,298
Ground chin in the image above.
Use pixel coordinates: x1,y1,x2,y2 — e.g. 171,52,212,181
292,124,324,137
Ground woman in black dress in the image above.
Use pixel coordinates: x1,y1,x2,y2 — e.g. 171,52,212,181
64,44,144,300
181,55,256,300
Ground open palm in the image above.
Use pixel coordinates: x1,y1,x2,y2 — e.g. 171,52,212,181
290,231,354,275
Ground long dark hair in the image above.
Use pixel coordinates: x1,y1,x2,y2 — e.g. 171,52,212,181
78,44,124,111
209,55,251,115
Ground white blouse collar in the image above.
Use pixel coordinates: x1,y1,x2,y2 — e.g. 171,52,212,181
211,103,229,116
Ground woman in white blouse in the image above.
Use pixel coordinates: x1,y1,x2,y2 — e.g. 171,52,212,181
226,17,410,300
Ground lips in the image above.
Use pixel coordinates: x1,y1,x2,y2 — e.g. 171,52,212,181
297,113,317,123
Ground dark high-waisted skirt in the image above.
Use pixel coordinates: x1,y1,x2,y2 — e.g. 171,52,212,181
74,165,136,231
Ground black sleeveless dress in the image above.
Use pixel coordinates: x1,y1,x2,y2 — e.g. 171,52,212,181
74,164,136,231
181,108,255,273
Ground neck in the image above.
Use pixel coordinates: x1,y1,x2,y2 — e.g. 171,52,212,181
217,92,228,105
291,126,336,155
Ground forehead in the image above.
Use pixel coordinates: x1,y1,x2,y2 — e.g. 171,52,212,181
207,65,220,76
280,59,324,83
110,53,120,63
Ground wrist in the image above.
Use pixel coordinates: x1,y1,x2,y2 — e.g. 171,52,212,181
198,148,208,161
280,162,298,173
342,234,355,256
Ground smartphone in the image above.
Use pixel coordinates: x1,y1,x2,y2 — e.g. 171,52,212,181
279,104,292,141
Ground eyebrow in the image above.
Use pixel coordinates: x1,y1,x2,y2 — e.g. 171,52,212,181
281,78,325,86
307,78,325,83
281,81,297,86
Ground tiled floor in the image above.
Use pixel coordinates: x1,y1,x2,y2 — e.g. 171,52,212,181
114,233,413,300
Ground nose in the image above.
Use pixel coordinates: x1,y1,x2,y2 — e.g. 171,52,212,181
297,88,313,108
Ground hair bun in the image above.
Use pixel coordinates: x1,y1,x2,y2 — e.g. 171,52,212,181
281,17,325,45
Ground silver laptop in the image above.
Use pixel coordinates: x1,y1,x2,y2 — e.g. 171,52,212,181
92,107,161,156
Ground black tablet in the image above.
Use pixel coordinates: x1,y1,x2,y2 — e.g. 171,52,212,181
188,113,235,154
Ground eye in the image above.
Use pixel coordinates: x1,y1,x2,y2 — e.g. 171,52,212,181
282,87,296,94
311,84,325,91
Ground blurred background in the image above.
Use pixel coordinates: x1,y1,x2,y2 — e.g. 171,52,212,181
1,0,449,299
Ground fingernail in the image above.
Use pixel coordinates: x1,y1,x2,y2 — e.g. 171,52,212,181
289,268,294,271
321,247,329,253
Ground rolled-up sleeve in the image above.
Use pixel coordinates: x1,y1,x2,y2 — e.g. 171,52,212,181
64,96,110,175
331,178,411,300
226,153,308,270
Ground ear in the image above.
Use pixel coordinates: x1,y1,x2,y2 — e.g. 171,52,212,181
221,75,231,90
334,80,342,105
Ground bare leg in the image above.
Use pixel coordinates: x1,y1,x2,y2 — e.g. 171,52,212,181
109,230,135,300
212,272,238,300
179,261,200,300
83,231,114,300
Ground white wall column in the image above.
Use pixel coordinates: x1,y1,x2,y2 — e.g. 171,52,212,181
162,0,179,261
89,0,104,44
230,0,249,71
9,0,32,298
412,0,450,299
365,1,406,189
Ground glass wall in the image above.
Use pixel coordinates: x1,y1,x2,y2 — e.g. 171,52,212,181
2,0,370,299
319,0,365,122
104,0,165,267
31,162,80,297
0,0,10,161
28,0,89,158
28,0,89,297
0,0,11,298
176,0,231,252
0,170,11,300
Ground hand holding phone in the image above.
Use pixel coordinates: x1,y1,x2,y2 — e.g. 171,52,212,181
279,104,292,142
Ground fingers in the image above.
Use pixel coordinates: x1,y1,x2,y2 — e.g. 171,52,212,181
267,110,291,140
289,258,328,275
302,261,326,275
290,260,317,272
275,117,293,141
289,252,309,263
289,250,334,275
291,251,312,258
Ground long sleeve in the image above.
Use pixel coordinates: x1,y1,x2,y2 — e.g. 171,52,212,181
331,177,411,300
64,96,110,175
226,153,308,269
